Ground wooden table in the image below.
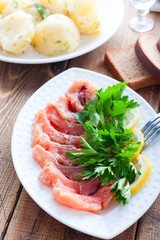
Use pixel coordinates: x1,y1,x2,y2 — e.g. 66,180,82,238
0,1,160,239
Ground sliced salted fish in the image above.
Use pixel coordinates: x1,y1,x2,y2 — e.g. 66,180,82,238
54,179,77,193
66,93,84,112
95,186,113,209
55,80,97,122
37,152,101,194
49,143,81,159
45,103,84,135
32,125,82,156
39,162,80,193
33,145,86,180
33,145,62,168
66,81,97,111
55,163,86,181
33,145,75,167
79,178,101,196
55,95,77,123
39,161,111,212
52,186,102,213
32,80,114,213
32,124,51,148
67,80,97,99
35,109,84,147
33,145,85,176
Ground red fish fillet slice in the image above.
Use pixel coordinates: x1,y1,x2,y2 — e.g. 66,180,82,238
39,162,80,193
79,178,101,196
55,80,97,122
67,80,97,98
38,156,112,212
33,145,75,167
37,151,101,194
33,145,61,168
54,179,77,193
95,186,113,209
45,103,84,136
52,186,102,213
35,109,84,147
66,93,84,112
32,125,82,156
32,125,51,149
55,96,77,123
56,163,86,181
66,80,97,112
33,145,86,179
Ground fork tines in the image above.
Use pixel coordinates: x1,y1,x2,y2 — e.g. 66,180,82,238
141,113,160,149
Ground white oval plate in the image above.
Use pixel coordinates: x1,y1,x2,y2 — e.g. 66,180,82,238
0,0,124,64
11,68,160,239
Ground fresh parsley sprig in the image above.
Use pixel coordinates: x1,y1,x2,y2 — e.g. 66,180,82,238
67,81,141,204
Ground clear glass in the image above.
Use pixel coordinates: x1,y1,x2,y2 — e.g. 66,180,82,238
129,0,156,32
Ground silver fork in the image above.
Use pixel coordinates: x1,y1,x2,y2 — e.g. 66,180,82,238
141,113,160,149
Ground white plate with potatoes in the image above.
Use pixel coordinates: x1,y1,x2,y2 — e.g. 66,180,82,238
0,0,124,64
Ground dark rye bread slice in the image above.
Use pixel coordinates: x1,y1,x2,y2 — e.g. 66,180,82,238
135,35,160,78
105,44,160,90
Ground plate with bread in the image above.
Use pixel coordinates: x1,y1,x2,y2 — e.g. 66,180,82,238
105,34,160,90
0,0,124,64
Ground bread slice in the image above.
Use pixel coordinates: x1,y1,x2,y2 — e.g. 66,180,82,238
105,44,160,90
135,35,160,78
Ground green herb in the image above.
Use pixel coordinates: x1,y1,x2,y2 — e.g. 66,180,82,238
13,0,18,9
67,81,141,204
56,40,62,44
34,3,51,19
64,41,70,51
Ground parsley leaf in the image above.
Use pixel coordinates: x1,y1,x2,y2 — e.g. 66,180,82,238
67,81,141,205
111,179,131,205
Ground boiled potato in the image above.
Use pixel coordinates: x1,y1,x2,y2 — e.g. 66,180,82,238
0,10,35,54
2,0,42,24
66,0,77,14
39,0,67,14
32,14,80,56
68,0,100,35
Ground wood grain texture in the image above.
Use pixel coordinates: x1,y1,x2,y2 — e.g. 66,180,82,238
4,189,138,240
0,62,68,240
136,196,160,240
0,0,160,239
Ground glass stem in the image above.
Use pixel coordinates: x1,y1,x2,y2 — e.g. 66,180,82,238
136,9,149,17
137,14,147,24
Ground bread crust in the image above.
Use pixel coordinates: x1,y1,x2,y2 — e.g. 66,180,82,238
156,38,160,53
135,35,160,78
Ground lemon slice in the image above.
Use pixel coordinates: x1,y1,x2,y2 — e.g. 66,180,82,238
124,108,140,130
130,154,152,195
131,127,144,160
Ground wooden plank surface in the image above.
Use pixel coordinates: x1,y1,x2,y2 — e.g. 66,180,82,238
0,62,68,240
0,0,160,239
